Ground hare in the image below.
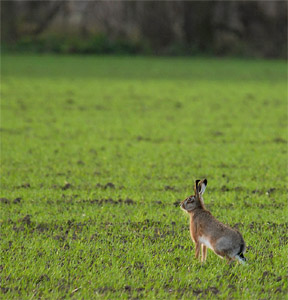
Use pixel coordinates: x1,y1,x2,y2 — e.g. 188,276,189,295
180,179,246,264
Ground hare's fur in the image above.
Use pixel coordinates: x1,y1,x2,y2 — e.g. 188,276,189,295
180,179,246,264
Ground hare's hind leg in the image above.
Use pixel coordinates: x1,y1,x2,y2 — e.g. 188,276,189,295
195,242,201,260
226,256,234,264
201,245,207,262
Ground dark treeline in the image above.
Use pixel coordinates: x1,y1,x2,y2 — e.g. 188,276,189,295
1,1,287,57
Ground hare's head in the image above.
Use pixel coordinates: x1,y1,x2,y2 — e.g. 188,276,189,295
180,179,207,212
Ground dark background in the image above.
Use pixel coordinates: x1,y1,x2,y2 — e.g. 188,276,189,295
1,0,287,57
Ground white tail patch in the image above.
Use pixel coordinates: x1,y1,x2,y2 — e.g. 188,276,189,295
235,255,247,265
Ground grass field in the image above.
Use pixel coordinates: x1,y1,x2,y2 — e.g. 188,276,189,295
1,54,287,299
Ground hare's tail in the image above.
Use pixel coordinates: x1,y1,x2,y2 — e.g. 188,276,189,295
235,243,247,265
235,253,247,264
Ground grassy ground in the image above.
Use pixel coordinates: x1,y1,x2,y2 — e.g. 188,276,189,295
1,54,287,299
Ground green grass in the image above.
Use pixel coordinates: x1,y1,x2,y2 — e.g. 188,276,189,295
1,54,287,299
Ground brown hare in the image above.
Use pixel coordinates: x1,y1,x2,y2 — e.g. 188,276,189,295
180,179,247,264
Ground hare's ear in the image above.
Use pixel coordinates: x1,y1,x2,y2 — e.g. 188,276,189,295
194,179,201,194
198,179,207,195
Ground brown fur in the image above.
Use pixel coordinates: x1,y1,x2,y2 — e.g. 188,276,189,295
180,179,246,264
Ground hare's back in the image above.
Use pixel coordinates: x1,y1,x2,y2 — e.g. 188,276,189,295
196,211,239,240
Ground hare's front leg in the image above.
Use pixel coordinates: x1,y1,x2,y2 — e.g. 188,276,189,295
195,242,201,260
201,245,207,262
